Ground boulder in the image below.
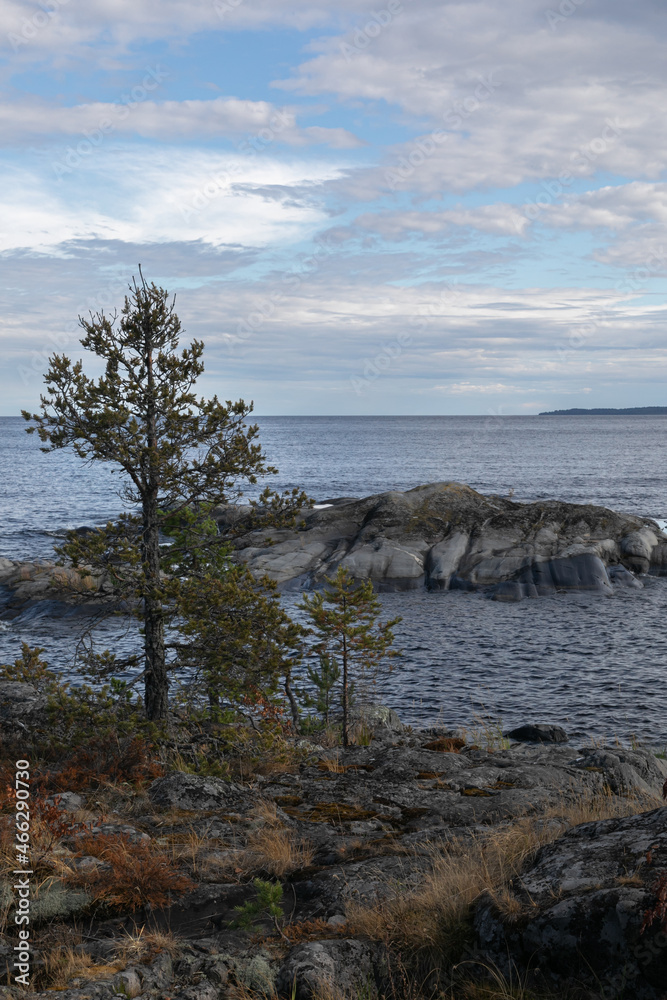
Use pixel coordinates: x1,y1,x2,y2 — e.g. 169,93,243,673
347,704,406,734
148,771,245,812
0,557,16,581
504,724,569,744
112,969,142,998
475,806,667,999
46,791,84,812
221,482,667,598
0,680,47,725
276,939,376,1000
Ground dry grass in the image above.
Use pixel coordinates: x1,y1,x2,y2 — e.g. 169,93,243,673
246,826,314,877
115,926,183,964
35,946,122,991
449,960,552,1000
347,790,658,964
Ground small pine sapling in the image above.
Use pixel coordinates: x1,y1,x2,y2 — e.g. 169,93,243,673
232,878,285,937
303,653,342,727
299,566,401,746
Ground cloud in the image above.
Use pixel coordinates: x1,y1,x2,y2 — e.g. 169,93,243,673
540,181,667,230
351,205,530,239
0,149,344,253
441,382,525,394
5,235,667,413
275,0,667,195
0,0,396,61
0,95,362,148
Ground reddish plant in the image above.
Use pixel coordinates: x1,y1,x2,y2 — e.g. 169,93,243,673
641,873,667,935
41,736,164,793
64,833,194,913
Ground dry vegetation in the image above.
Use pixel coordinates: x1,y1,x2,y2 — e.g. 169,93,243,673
1,716,662,999
346,789,657,971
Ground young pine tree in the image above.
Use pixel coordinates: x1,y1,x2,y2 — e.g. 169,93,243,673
299,566,401,746
175,560,306,727
23,271,303,720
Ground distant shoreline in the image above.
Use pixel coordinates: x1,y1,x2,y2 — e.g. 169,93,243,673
539,406,667,415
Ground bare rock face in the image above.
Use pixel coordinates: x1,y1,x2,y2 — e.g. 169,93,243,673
276,939,376,1000
148,772,247,812
475,806,667,999
221,482,667,598
0,680,47,726
0,558,114,616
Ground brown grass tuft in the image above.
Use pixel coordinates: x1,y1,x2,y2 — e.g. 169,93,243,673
246,826,314,877
36,946,121,992
347,791,658,965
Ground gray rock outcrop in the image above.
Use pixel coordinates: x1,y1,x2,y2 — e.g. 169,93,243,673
148,772,247,812
475,805,667,999
0,680,47,727
276,940,376,1000
220,482,667,598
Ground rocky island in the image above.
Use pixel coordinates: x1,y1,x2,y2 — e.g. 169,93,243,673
220,482,666,602
2,482,666,614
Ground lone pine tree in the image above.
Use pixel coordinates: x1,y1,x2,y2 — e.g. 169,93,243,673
23,271,282,720
299,566,401,745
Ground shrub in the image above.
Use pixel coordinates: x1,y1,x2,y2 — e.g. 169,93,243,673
63,833,194,913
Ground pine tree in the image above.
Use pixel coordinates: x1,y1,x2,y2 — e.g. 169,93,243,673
175,558,306,726
23,271,305,720
299,566,401,746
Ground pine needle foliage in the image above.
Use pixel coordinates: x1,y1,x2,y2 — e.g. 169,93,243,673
22,271,308,719
299,567,401,745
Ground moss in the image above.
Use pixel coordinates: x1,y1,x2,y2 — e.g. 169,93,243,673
460,787,492,797
417,770,446,779
284,800,378,823
274,794,303,806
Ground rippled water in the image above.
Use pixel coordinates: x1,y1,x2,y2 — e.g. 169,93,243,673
2,414,667,744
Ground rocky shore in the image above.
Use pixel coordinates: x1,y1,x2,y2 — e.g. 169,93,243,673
3,482,666,614
2,688,667,999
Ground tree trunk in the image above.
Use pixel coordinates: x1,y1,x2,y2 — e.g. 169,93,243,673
143,496,168,720
142,319,169,721
342,633,349,747
284,671,300,733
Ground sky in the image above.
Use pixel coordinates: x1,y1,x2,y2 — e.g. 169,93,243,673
1,0,667,415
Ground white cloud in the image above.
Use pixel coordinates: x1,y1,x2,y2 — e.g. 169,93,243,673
443,382,524,394
276,0,667,194
352,204,529,239
0,150,344,253
0,95,362,148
